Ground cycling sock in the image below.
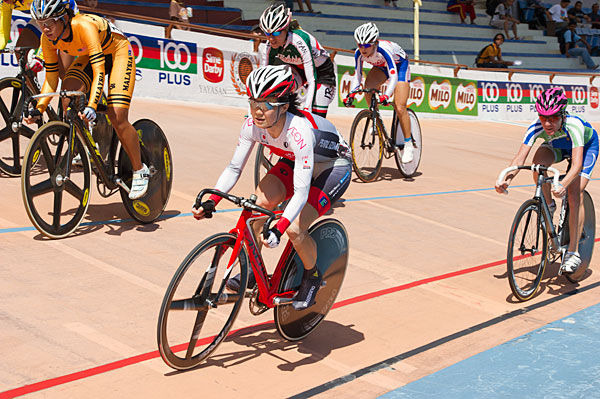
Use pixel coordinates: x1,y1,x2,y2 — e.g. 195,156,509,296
404,137,411,143
303,265,319,279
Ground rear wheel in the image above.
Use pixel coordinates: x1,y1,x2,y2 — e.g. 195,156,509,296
507,199,548,301
394,109,422,178
157,233,248,370
21,121,91,238
349,109,383,183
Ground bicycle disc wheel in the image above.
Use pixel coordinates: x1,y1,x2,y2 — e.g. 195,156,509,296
566,190,595,283
0,77,36,176
118,119,172,223
349,109,383,182
157,233,248,370
394,109,422,178
507,199,548,301
274,218,348,341
21,121,92,239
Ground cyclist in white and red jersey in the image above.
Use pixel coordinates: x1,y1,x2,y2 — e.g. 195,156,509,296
192,65,351,310
344,22,414,163
496,88,599,273
259,3,336,118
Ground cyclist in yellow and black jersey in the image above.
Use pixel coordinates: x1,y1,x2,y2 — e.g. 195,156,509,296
24,0,149,199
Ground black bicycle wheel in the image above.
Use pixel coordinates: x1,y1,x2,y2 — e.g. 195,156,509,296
394,109,422,178
0,77,36,176
21,121,91,239
254,143,278,188
157,233,248,370
118,119,172,223
566,190,595,283
274,218,348,341
349,109,383,183
507,199,548,301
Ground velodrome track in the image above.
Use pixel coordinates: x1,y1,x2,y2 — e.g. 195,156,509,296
1,99,600,398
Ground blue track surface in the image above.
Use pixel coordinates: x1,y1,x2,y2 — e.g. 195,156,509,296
380,302,600,398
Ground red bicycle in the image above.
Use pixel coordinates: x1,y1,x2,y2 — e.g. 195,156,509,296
157,189,349,370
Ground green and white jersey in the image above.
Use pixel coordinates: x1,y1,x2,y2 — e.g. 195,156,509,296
523,114,597,150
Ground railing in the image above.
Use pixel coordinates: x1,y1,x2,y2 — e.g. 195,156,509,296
78,5,600,83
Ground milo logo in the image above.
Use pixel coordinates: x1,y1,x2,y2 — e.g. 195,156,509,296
428,80,452,110
408,77,425,107
455,83,477,112
338,70,365,103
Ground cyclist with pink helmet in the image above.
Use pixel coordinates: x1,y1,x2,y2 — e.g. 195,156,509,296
496,87,598,273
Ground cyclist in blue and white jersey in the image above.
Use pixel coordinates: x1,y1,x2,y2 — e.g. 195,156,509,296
496,88,599,273
344,22,414,163
259,3,335,118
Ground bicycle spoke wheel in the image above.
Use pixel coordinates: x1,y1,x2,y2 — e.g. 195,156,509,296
158,233,249,370
0,77,36,176
507,199,548,301
254,143,278,187
394,109,422,178
566,191,595,283
349,109,383,182
21,121,91,239
274,219,348,341
118,119,172,223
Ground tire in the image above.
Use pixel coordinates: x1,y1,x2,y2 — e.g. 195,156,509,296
566,190,595,283
157,233,249,370
21,121,92,239
274,219,348,340
507,199,548,301
0,77,37,176
118,119,172,223
394,109,422,178
349,109,383,183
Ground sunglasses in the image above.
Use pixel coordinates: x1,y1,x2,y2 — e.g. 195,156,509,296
358,43,373,49
538,114,562,123
249,99,287,111
264,31,283,37
36,15,63,29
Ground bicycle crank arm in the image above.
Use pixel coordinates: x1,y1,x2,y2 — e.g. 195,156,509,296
114,177,130,193
272,281,327,306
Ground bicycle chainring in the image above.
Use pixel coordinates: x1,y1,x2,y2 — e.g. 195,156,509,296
249,285,268,315
96,175,118,198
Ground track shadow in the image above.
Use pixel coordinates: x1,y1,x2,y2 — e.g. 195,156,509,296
351,167,422,183
165,320,364,375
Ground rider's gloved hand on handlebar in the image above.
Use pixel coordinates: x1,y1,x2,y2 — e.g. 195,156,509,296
552,182,566,198
343,92,357,107
495,179,509,194
23,107,42,125
264,227,283,248
26,49,44,73
378,94,390,106
192,199,216,220
79,106,96,123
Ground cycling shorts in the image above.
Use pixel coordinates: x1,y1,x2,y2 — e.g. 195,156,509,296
311,83,335,117
23,21,41,39
268,157,351,216
541,133,599,179
374,58,410,83
64,35,135,109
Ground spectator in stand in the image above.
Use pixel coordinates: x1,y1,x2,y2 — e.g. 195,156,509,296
384,0,399,7
447,0,477,24
491,0,520,39
568,1,591,24
525,0,547,29
296,0,320,13
547,0,570,33
589,3,600,28
165,0,189,38
476,33,515,67
564,21,599,69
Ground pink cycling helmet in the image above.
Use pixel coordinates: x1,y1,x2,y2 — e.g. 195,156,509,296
535,87,568,116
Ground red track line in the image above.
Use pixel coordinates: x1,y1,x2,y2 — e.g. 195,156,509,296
2,241,597,399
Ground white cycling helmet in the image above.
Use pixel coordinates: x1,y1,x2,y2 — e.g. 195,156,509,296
31,0,68,19
354,22,379,44
246,65,296,99
259,4,292,34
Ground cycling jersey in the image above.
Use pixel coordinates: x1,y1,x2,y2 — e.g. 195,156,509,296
264,29,335,111
210,111,350,233
0,0,78,49
37,13,134,112
351,40,409,98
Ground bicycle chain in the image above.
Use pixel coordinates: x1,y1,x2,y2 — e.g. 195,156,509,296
248,285,268,316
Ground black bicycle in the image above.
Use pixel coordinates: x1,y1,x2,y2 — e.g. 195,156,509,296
21,90,173,238
497,164,595,301
0,47,61,176
347,88,422,182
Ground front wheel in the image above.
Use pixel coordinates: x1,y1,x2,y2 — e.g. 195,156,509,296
394,109,422,178
21,121,92,239
274,218,348,340
349,109,383,183
157,233,249,370
507,199,548,301
118,119,172,223
565,190,595,283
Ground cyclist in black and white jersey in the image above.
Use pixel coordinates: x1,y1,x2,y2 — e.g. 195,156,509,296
259,3,336,118
192,65,351,310
344,22,415,163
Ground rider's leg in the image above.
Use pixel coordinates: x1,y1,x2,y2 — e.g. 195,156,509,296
363,67,387,105
392,81,411,142
532,145,557,209
567,176,587,254
254,172,287,238
311,83,335,118
57,51,75,79
106,106,142,170
286,204,319,272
